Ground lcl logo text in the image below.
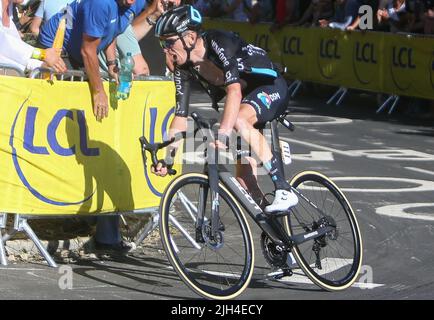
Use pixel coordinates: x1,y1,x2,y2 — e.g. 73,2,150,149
283,36,304,56
23,107,99,157
392,47,416,69
355,42,377,64
320,39,341,59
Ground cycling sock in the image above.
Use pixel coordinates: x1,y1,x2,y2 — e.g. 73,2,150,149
264,153,291,191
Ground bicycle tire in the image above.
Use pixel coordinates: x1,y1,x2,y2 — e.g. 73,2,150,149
159,173,255,300
284,171,363,291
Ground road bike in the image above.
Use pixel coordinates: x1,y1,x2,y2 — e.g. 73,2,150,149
139,108,363,300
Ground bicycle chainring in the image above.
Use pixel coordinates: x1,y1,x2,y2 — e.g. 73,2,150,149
260,232,287,268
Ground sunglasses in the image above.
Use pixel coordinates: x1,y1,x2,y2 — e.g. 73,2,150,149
159,37,180,49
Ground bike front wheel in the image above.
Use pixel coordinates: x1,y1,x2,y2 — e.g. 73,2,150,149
284,171,363,291
159,173,255,300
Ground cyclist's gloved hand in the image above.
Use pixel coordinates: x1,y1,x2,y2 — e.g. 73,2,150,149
151,159,173,177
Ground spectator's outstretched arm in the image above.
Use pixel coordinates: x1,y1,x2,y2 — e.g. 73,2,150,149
30,16,42,36
346,16,361,30
81,34,108,121
0,29,65,72
132,0,181,41
328,16,355,30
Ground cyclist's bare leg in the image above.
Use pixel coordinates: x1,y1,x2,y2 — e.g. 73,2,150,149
233,104,274,200
236,157,266,206
234,104,297,212
234,104,273,165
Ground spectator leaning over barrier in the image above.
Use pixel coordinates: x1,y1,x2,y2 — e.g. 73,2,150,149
0,0,66,73
289,0,334,27
38,0,147,121
119,0,181,77
30,0,73,36
320,0,363,30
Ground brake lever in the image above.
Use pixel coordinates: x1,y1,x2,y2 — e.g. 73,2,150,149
139,136,177,175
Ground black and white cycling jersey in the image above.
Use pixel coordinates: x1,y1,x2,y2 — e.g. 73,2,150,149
173,29,282,117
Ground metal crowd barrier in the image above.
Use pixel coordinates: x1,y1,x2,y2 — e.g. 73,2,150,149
0,64,25,77
0,69,173,268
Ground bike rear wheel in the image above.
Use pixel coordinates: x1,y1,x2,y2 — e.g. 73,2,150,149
284,171,363,291
159,173,255,300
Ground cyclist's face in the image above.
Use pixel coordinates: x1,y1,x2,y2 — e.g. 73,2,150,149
161,35,188,66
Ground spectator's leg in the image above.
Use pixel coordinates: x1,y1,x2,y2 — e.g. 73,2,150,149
95,216,121,245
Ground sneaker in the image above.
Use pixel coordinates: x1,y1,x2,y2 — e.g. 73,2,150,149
265,189,298,213
94,240,133,255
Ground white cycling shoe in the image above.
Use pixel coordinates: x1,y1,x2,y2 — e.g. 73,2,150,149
265,189,299,214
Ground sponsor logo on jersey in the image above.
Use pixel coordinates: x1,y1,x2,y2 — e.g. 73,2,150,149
211,40,230,67
257,92,280,109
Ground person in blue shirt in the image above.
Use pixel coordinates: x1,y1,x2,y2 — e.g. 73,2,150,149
30,0,75,36
39,0,145,122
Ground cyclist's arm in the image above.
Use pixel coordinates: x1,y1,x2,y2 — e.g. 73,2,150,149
209,32,243,138
164,67,192,163
219,83,242,136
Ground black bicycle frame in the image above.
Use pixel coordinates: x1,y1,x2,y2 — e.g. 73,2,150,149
203,118,335,250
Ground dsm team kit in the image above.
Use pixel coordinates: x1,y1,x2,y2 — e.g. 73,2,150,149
140,5,363,299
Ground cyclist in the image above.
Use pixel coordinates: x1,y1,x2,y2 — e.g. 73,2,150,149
151,5,298,213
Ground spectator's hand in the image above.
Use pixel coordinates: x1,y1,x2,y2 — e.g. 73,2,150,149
157,0,181,14
346,25,356,31
151,161,168,177
43,48,67,73
92,91,109,121
319,19,329,27
108,64,119,84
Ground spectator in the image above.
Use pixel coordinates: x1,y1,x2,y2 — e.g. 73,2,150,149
271,0,298,31
320,0,363,30
30,0,73,36
249,0,275,23
188,0,226,18
377,0,408,31
38,0,149,121
405,0,427,33
290,0,334,27
0,0,66,73
41,0,178,254
222,0,252,22
422,0,434,33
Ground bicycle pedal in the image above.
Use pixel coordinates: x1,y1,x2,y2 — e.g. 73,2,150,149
271,269,293,280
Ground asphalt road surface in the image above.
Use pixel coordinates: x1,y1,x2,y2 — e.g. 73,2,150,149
1,88,434,300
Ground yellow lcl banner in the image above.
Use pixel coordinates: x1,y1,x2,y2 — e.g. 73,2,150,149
204,20,434,100
0,76,179,215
